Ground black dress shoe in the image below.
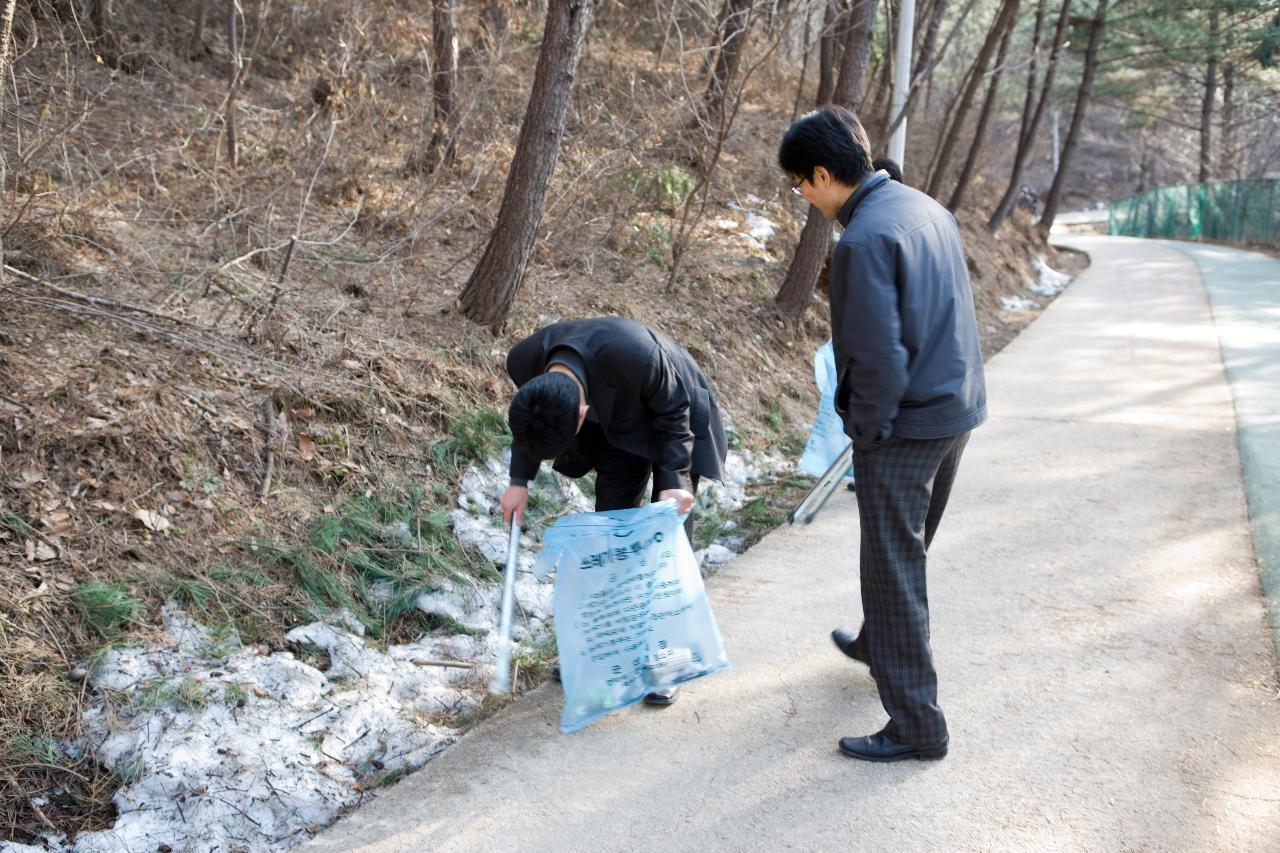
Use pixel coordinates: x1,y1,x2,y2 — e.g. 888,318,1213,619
838,730,948,762
831,628,875,680
643,687,679,706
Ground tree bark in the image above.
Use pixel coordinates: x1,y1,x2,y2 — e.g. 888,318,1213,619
816,0,838,105
1199,5,1219,184
1038,0,1108,230
486,0,509,44
947,2,1017,212
90,0,112,39
832,0,877,108
1015,0,1047,154
987,0,1072,233
704,0,754,126
458,0,595,326
429,0,459,169
0,0,17,285
1220,60,1235,179
774,0,878,323
226,0,241,169
924,0,1019,198
790,0,816,121
191,0,208,55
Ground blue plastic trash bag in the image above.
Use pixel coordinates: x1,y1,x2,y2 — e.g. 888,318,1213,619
533,501,731,733
798,339,851,476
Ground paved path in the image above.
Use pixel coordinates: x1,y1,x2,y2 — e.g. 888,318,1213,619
306,236,1280,852
1167,241,1280,654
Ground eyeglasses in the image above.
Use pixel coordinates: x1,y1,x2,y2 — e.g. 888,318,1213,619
790,181,804,197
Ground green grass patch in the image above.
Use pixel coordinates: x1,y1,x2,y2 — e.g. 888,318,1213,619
243,481,497,643
430,408,510,479
70,581,144,639
136,677,209,712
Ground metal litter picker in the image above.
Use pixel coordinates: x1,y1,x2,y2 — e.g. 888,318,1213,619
488,520,522,694
786,442,853,526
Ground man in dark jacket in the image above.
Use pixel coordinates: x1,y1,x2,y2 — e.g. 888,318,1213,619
778,106,987,762
498,317,729,706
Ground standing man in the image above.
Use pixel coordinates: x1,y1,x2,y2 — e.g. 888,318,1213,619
498,317,729,706
778,106,987,762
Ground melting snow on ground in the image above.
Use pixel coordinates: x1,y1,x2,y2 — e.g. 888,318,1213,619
1001,294,1041,313
19,443,783,851
1027,256,1073,297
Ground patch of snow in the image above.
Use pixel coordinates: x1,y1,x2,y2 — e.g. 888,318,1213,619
69,607,483,853
1001,295,1040,313
696,544,737,568
745,213,776,241
1027,256,1073,297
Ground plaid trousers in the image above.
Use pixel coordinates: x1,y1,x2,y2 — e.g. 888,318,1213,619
852,431,971,746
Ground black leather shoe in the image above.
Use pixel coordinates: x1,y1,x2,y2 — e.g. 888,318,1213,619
643,687,679,706
831,628,876,681
831,628,868,663
838,730,948,762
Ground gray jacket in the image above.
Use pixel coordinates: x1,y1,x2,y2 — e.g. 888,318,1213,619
830,170,987,450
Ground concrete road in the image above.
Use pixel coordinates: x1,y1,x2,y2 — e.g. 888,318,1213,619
305,236,1280,853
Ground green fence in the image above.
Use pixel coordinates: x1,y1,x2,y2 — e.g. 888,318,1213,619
1108,179,1280,245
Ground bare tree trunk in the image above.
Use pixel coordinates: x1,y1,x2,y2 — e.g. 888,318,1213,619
704,0,754,126
947,3,1017,211
774,0,878,323
0,0,17,285
1038,0,1107,231
1136,132,1153,192
90,0,112,39
1015,0,1047,153
191,0,208,55
924,0,1019,198
864,15,895,137
1199,5,1219,184
429,0,458,169
815,0,838,105
459,0,595,326
487,0,509,44
225,0,241,168
832,0,877,108
1220,60,1235,179
790,0,816,122
913,0,946,80
987,0,1071,233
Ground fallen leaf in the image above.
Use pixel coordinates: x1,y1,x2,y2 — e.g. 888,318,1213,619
133,509,171,532
299,435,317,461
92,500,117,512
341,359,362,371
25,539,57,561
166,490,188,504
42,510,73,535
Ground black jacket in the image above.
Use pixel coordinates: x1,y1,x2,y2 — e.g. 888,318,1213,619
830,171,988,450
506,318,728,491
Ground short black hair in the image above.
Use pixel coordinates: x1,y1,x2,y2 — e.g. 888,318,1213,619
873,157,903,183
777,106,874,187
508,372,579,461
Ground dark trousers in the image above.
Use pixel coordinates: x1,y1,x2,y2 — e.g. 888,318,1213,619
851,431,970,746
562,422,699,541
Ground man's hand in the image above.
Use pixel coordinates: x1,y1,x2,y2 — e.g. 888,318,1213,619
657,488,695,515
500,485,529,525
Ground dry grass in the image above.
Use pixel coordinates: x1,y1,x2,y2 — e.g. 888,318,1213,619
0,0,1067,841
